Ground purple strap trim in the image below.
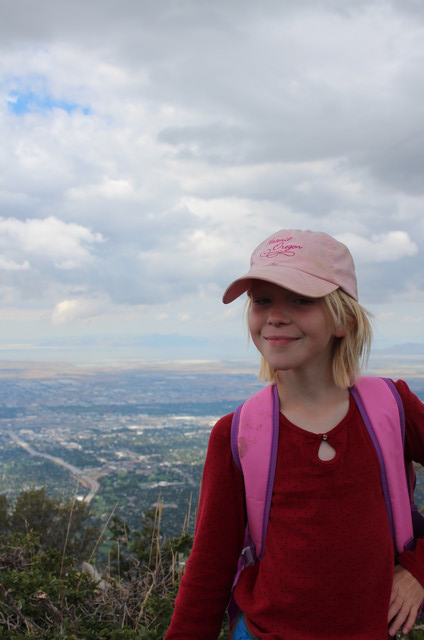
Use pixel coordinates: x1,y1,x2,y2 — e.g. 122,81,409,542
231,402,244,472
259,384,280,560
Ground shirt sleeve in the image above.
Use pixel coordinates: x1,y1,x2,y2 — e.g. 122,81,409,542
165,413,246,640
393,380,424,586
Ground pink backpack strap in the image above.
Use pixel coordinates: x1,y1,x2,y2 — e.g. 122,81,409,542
351,376,414,555
228,384,279,622
230,384,279,564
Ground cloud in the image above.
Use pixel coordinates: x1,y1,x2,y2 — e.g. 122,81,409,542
52,296,110,325
0,216,104,269
0,0,424,359
0,216,105,306
336,231,418,263
0,256,30,271
401,314,424,324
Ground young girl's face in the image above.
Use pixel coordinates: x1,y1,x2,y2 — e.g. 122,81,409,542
248,281,345,376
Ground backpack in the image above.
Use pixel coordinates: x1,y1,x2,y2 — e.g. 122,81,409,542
229,376,424,612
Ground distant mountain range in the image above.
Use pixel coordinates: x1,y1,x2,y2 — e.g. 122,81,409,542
374,343,424,356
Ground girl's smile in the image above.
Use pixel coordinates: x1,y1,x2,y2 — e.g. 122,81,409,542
264,336,298,345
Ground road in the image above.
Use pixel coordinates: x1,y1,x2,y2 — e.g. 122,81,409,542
8,431,100,502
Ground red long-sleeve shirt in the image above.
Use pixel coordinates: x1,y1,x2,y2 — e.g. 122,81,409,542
165,379,424,639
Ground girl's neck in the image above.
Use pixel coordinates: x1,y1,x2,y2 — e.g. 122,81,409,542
276,366,338,398
276,371,350,433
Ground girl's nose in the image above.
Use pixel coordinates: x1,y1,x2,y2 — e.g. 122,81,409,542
267,302,290,325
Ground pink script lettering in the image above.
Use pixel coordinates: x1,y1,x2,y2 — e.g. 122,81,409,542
260,237,303,258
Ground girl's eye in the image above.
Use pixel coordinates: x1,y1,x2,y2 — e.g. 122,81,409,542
293,297,314,305
252,297,271,306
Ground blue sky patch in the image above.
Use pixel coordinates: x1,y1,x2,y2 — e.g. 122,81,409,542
8,90,90,115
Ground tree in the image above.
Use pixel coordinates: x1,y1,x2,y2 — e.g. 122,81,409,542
10,487,100,560
0,494,9,538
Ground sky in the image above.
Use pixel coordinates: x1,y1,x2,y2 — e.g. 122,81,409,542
1,0,424,365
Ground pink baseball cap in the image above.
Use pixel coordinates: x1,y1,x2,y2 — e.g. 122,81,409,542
222,229,358,303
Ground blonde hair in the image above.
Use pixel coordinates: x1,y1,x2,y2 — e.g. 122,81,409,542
250,289,373,389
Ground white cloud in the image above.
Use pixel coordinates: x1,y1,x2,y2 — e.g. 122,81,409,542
336,230,418,263
0,256,30,271
52,296,109,325
401,315,424,324
69,178,134,200
0,216,104,269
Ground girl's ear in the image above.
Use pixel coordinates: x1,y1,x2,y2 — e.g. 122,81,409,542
334,323,346,338
335,315,356,338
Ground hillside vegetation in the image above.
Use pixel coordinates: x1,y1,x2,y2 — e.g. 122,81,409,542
0,488,422,639
0,487,230,639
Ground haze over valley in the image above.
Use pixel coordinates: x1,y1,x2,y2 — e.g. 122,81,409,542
1,355,424,536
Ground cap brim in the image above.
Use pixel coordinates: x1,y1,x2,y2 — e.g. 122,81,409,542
222,267,339,304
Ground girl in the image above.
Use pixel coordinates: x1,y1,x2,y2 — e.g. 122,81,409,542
165,229,424,639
